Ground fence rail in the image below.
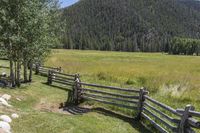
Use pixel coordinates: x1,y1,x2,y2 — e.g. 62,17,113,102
33,64,200,133
145,95,182,116
0,76,11,87
78,82,140,93
176,109,200,118
34,64,62,76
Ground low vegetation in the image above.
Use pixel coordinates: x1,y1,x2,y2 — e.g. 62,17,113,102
0,59,148,133
0,0,200,132
46,50,200,111
1,50,200,132
170,37,200,55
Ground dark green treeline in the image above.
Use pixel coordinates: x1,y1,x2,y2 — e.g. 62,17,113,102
60,0,200,53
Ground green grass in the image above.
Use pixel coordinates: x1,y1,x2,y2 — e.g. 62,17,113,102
46,49,200,110
1,49,200,133
0,60,148,133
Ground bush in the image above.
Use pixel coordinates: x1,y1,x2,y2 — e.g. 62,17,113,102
125,78,136,85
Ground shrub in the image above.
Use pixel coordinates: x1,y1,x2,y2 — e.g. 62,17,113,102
125,78,136,85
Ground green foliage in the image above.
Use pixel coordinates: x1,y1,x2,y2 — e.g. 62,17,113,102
60,0,200,52
169,37,200,55
0,0,60,85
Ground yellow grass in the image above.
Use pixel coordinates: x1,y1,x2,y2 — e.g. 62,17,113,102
46,49,200,110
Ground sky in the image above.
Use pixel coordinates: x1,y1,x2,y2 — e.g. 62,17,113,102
59,0,79,8
59,0,200,8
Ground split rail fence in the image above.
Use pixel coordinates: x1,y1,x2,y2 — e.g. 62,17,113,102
0,76,11,87
34,64,62,76
35,65,200,133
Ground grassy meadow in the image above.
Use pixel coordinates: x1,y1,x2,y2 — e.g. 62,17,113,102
0,49,200,133
46,49,200,110
0,58,148,133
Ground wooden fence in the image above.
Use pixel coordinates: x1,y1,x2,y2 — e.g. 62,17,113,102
47,70,77,86
0,76,11,87
35,66,200,133
34,64,62,76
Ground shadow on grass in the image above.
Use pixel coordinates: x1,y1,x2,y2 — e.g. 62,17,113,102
63,105,151,133
42,82,151,132
41,82,76,109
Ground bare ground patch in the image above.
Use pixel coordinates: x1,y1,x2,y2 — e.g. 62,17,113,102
35,98,72,115
34,98,94,115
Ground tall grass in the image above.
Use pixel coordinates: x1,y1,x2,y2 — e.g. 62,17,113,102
46,49,200,110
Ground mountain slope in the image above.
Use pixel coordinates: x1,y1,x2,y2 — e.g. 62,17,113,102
179,0,200,11
61,0,200,52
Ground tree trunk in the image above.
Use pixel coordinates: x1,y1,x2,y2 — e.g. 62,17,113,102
9,59,15,87
23,61,28,83
29,62,33,82
16,61,21,87
14,61,17,84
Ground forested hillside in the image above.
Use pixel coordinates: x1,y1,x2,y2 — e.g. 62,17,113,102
180,0,200,11
61,0,200,52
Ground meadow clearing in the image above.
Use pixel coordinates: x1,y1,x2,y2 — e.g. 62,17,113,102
0,59,148,133
0,49,200,133
46,49,200,110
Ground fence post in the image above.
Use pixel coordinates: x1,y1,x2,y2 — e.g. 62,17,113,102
58,67,62,72
76,74,83,104
136,87,148,120
47,70,53,85
35,64,40,75
73,74,80,105
178,105,195,133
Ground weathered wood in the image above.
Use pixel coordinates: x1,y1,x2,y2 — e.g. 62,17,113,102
53,75,74,81
39,68,60,73
47,70,52,85
143,107,178,132
145,95,181,116
0,76,11,87
35,64,40,74
53,71,75,77
82,88,139,99
41,67,200,132
52,78,74,84
83,93,139,105
0,76,11,81
177,109,200,118
52,77,75,84
72,74,82,104
75,74,83,104
73,80,79,104
144,102,180,124
52,79,74,86
38,69,48,74
82,96,138,110
39,67,49,70
38,67,47,71
188,117,200,129
136,88,147,120
78,82,140,93
40,66,58,70
178,105,195,133
188,110,200,118
38,69,48,73
141,112,168,133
